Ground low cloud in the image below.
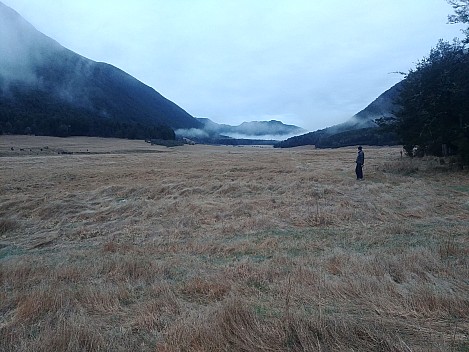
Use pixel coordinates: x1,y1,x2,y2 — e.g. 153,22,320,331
175,128,210,139
176,119,307,141
221,132,304,141
0,2,62,90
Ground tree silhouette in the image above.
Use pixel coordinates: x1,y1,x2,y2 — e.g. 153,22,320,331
394,39,469,162
447,0,469,42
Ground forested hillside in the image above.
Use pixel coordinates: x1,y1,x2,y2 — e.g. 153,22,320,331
274,83,402,148
0,2,199,140
277,1,469,161
389,39,469,162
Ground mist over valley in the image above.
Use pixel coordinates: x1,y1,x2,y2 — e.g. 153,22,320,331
0,1,400,146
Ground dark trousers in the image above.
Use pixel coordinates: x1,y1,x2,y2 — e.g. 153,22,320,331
355,163,363,179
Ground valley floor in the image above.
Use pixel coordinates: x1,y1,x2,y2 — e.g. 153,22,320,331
0,136,468,351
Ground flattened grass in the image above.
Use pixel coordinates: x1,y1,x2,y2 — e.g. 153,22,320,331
0,136,468,351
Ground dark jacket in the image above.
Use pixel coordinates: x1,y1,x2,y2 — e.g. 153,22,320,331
356,150,364,165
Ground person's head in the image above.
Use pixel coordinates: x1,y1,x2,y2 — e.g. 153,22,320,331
358,146,362,151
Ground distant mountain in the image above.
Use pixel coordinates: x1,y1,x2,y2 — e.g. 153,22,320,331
351,80,403,127
275,81,403,148
0,2,201,139
177,118,306,142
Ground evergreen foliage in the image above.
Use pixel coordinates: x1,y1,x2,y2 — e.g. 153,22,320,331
274,127,398,148
0,82,175,140
374,3,469,163
0,4,199,141
447,0,469,42
393,39,469,162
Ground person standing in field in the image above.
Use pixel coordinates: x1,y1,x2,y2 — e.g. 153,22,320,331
355,146,364,180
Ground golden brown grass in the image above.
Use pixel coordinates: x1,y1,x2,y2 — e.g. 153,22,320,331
0,135,468,351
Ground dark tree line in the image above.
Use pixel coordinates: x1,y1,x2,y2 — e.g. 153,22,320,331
0,116,175,140
385,1,469,163
0,108,175,140
0,85,175,140
274,127,398,149
391,39,469,161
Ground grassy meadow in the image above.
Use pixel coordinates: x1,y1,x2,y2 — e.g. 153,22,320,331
0,135,468,351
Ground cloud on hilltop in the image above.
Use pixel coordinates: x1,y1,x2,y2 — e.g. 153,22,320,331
176,119,307,140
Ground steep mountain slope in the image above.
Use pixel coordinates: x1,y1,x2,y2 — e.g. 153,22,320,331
0,2,201,138
275,81,403,148
352,80,403,126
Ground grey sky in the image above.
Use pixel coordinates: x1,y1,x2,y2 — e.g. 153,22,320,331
2,0,465,131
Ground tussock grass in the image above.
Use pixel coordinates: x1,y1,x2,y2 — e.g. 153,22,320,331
1,136,468,351
0,217,19,236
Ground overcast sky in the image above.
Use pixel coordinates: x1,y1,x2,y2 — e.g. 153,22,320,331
2,0,465,131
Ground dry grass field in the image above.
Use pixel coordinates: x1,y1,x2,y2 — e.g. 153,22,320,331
0,135,468,351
